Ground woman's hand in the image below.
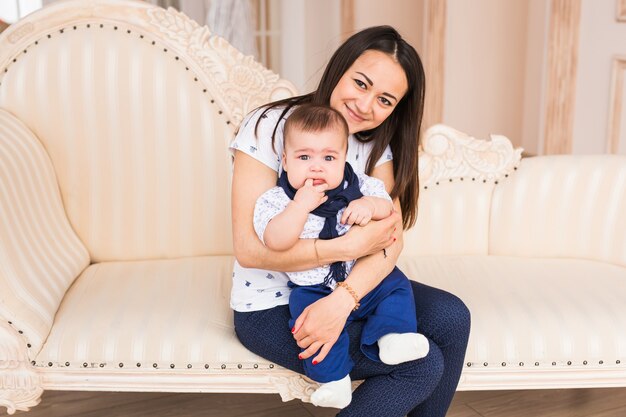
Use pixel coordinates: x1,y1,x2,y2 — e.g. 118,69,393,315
292,288,356,364
338,209,400,260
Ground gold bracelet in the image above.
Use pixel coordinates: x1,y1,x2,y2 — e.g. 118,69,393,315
313,239,321,267
335,281,361,311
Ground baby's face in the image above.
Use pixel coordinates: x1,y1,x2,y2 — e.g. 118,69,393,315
282,127,347,190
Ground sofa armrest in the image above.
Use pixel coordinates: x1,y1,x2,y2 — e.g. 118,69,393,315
0,109,89,357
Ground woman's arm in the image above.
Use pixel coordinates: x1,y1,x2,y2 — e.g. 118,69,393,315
232,151,395,271
293,160,404,363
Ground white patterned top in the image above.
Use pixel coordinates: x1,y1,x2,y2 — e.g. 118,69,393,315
229,106,394,312
253,173,391,288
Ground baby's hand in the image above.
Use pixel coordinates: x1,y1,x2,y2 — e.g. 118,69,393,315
341,198,375,226
292,179,328,213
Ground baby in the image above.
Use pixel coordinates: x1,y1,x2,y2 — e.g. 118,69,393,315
253,104,429,409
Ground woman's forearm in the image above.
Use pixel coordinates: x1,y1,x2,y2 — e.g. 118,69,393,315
341,231,402,299
339,197,404,300
236,233,352,272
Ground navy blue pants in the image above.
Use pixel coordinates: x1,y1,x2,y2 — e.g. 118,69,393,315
234,269,471,417
288,268,417,382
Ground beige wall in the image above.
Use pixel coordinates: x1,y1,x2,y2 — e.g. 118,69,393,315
572,0,626,154
352,0,423,53
443,0,529,149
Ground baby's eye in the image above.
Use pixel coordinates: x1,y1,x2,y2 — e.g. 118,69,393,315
298,155,310,160
324,156,335,161
354,79,366,89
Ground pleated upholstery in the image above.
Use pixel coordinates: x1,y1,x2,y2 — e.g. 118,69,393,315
36,256,269,368
490,156,626,266
0,109,89,355
398,255,626,367
0,26,233,262
402,181,494,256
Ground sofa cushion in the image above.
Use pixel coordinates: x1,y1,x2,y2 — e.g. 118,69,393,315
36,256,270,369
0,109,89,356
397,255,626,368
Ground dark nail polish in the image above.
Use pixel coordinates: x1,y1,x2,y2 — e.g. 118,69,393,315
298,354,303,360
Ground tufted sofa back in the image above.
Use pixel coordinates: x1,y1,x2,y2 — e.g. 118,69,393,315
0,0,295,263
490,155,626,267
403,126,626,268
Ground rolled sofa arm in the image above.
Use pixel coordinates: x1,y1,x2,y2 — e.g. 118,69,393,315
0,109,89,358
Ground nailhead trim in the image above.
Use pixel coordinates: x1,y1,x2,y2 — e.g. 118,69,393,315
0,23,233,133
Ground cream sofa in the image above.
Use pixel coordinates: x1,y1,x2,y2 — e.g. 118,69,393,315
1,0,625,414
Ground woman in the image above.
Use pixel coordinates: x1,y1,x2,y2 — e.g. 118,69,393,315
230,26,471,417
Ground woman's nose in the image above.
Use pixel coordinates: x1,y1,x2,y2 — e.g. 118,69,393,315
355,94,374,115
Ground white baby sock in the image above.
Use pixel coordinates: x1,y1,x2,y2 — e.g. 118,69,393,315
378,332,430,365
310,374,352,409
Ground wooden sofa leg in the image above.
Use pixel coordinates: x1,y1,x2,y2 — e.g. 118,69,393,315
270,375,363,403
0,322,43,415
270,375,318,402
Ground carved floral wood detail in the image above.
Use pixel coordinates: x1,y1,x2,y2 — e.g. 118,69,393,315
0,322,43,415
146,7,296,128
419,124,523,187
270,374,362,403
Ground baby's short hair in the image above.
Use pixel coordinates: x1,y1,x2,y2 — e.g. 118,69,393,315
283,104,349,147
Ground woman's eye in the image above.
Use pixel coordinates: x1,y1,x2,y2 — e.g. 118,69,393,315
379,97,392,106
299,155,310,160
324,156,335,161
354,79,366,89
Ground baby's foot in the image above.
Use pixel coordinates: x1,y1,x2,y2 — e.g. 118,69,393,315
310,375,352,409
378,333,429,365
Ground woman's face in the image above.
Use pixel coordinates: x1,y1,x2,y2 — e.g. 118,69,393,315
330,50,409,135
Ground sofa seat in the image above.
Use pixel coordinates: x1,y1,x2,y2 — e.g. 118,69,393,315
35,256,271,371
397,255,626,374
36,253,626,379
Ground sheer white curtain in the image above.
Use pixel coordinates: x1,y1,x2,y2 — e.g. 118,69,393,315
205,0,257,59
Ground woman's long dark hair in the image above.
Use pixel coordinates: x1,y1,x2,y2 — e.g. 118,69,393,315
255,26,425,229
